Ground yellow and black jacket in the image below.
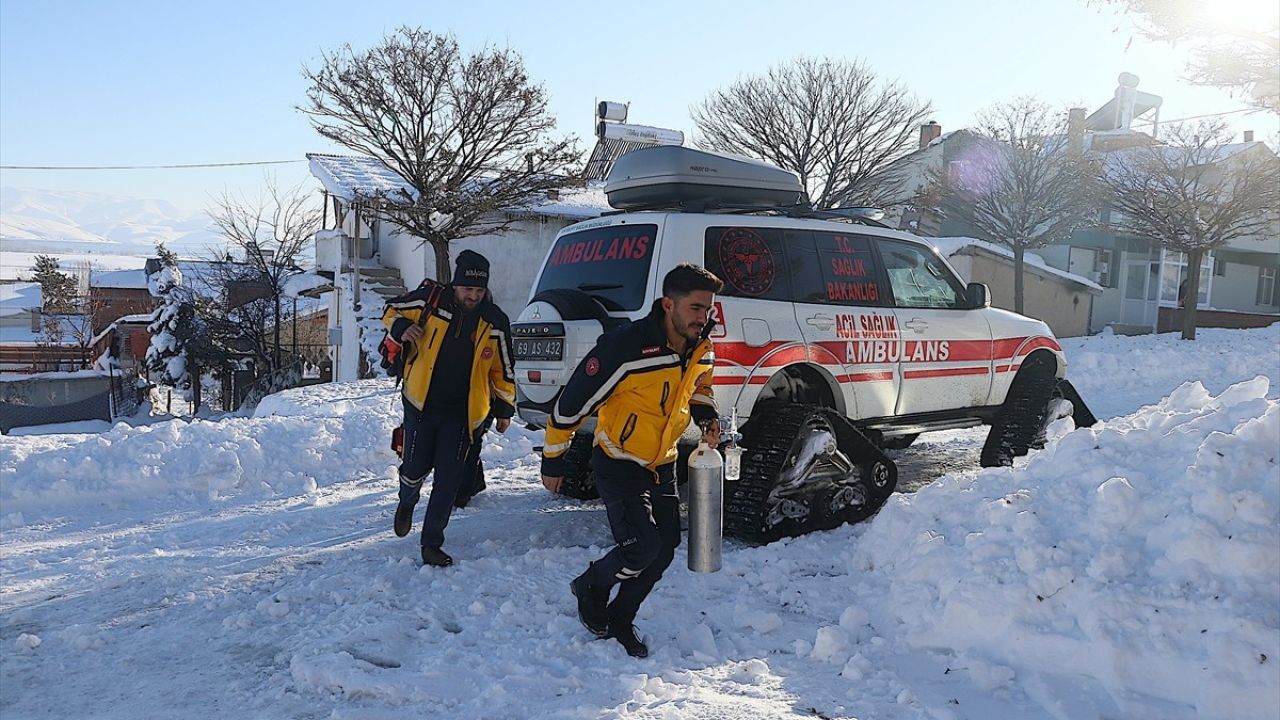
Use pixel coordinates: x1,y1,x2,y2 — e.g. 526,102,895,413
541,302,717,478
382,280,516,435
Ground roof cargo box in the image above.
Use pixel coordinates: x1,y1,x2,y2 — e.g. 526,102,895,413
604,146,804,210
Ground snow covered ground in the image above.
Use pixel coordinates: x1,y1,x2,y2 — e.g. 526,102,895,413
2,326,1278,719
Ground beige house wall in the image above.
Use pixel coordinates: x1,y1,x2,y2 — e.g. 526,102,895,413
947,253,1097,337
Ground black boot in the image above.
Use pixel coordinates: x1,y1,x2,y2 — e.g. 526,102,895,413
570,572,609,637
394,501,415,538
607,622,649,658
421,546,453,567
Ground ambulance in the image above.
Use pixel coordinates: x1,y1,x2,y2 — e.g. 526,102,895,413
512,147,1093,542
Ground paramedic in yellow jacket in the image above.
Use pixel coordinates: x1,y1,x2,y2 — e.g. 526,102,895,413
384,250,516,567
541,264,723,657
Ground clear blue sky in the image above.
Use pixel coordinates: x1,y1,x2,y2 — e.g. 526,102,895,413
0,0,1269,213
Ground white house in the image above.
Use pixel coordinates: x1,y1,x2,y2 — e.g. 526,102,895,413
882,74,1280,335
306,153,610,381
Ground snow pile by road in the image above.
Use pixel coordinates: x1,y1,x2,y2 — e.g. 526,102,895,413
0,384,401,525
1061,324,1280,420
861,377,1279,719
2,327,1278,719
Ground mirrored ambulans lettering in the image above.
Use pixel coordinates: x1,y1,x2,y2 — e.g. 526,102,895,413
548,234,651,265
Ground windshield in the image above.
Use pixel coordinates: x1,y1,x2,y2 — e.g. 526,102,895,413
534,224,658,311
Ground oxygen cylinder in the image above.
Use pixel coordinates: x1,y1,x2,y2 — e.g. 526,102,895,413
687,440,723,573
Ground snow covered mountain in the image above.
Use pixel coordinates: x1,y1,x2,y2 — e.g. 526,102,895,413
0,186,225,267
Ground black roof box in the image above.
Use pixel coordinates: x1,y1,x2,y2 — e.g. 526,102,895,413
604,146,804,210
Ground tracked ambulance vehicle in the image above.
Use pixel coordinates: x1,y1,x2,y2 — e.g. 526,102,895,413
512,146,1095,543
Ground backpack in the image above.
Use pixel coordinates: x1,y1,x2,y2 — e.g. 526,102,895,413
379,281,445,381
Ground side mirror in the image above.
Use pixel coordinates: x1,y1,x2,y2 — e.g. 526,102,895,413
966,282,991,309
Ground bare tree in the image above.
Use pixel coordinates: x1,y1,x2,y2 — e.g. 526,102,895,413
207,181,321,369
934,98,1102,314
691,57,933,209
63,290,106,368
1094,0,1279,112
1101,120,1280,339
300,27,581,281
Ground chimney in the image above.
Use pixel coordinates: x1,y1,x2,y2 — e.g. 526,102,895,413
918,121,942,150
1068,107,1086,157
1244,130,1255,142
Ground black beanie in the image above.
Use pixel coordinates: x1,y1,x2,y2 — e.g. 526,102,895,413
454,249,489,288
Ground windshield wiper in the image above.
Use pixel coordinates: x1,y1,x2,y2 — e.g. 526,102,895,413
577,283,622,291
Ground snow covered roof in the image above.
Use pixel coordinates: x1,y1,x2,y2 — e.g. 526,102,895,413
1101,138,1268,167
306,153,418,204
92,269,148,289
306,152,607,219
930,236,1104,293
282,271,332,299
508,182,610,220
0,282,41,315
89,313,155,346
0,315,83,346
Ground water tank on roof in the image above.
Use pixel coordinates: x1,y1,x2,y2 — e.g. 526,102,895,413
604,146,805,210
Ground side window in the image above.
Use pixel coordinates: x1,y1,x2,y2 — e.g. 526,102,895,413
704,226,791,301
879,239,966,309
786,231,888,307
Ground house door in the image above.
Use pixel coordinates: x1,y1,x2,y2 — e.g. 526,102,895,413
1121,259,1159,327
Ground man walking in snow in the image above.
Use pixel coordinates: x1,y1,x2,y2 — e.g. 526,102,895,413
383,250,516,567
541,264,723,657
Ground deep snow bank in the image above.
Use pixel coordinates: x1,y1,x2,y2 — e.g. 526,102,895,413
862,377,1279,719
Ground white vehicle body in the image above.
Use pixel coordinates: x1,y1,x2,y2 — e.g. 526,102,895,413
512,211,1066,438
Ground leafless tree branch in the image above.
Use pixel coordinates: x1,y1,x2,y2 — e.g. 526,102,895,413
1101,120,1280,338
299,27,581,280
691,57,933,209
931,97,1103,313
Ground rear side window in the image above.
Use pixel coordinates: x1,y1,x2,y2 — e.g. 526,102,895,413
535,224,657,311
703,226,791,301
786,231,888,307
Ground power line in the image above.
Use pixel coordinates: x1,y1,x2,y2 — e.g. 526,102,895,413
1131,107,1262,127
0,159,306,170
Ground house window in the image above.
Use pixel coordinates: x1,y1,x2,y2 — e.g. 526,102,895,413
1258,267,1279,307
1096,248,1116,288
1159,251,1212,307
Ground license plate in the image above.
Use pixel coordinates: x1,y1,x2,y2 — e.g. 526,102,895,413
513,337,564,361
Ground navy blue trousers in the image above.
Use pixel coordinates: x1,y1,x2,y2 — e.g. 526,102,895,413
398,400,468,549
584,449,681,625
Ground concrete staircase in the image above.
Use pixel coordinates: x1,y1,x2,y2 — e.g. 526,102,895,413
352,264,409,377
358,265,408,304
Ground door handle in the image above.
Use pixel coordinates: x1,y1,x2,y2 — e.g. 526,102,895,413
904,318,929,333
806,314,834,330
